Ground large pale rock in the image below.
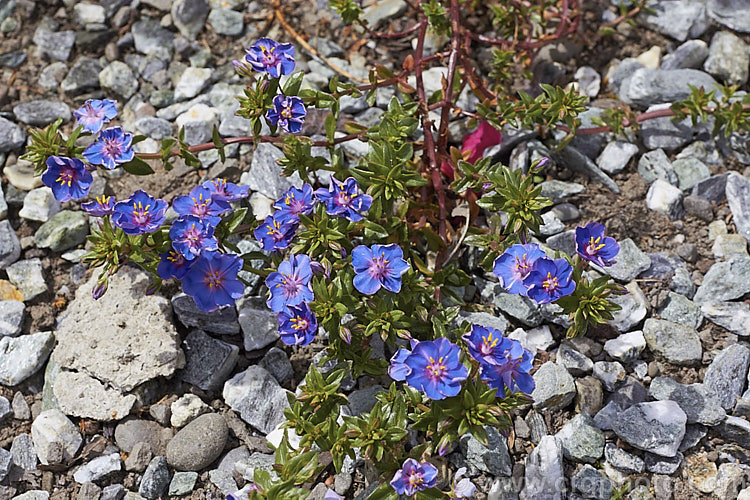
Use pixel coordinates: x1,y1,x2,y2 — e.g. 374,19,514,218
54,371,136,421
223,366,290,434
52,267,184,395
31,409,82,465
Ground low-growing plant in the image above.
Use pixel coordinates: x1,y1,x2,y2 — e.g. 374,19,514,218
20,0,750,497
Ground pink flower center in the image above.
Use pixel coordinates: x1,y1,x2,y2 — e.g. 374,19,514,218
426,356,447,380
368,253,389,279
103,138,123,158
542,272,559,292
56,167,76,186
280,272,304,299
191,193,212,217
132,201,152,226
204,270,224,289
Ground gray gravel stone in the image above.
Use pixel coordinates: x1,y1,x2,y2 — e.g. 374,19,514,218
612,401,687,457
223,365,290,434
604,443,644,474
604,331,646,363
555,414,604,464
657,292,702,329
172,293,239,334
539,180,585,203
139,456,170,499
607,281,648,332
169,471,198,496
661,40,709,70
61,57,102,95
174,67,213,101
180,329,239,391
530,361,576,411
20,187,61,222
522,436,564,500
0,331,55,386
708,0,750,33
240,143,303,200
645,451,683,474
641,104,694,152
73,453,122,484
172,0,209,40
638,149,675,184
0,300,24,337
34,210,88,252
208,8,243,35
673,157,710,191
619,67,719,108
13,100,71,126
701,301,750,336
124,442,152,472
725,173,750,243
719,416,750,448
704,344,750,410
459,426,512,476
259,347,294,385
640,0,708,41
132,18,174,59
11,434,37,470
556,343,593,376
0,448,10,482
12,393,30,420
238,299,279,351
596,141,639,174
100,484,126,500
693,257,750,303
99,61,139,98
643,318,702,365
114,419,172,456
648,377,726,425
647,179,684,218
54,371,137,421
704,31,749,85
134,117,173,140
31,409,83,465
591,238,651,281
33,26,75,61
0,117,25,153
167,413,227,471
592,361,626,392
7,258,47,301
572,464,612,500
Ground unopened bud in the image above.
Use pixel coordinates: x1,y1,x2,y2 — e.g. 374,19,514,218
92,280,108,300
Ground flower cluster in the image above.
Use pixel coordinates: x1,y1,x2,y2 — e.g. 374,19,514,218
462,324,534,394
156,180,249,312
237,38,306,134
493,243,575,303
41,99,136,203
260,177,378,346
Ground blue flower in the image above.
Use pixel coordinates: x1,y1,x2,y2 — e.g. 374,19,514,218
314,176,373,221
478,338,535,395
244,38,295,78
399,337,467,400
253,214,298,251
351,244,410,295
202,178,249,203
575,222,619,267
73,99,118,134
172,186,231,227
169,215,218,260
41,156,93,202
388,348,413,381
181,250,245,312
266,95,306,134
265,254,314,313
113,190,168,235
277,302,318,346
390,458,438,496
82,126,135,169
157,248,194,280
273,184,315,223
522,257,576,304
461,324,514,366
492,243,547,296
81,195,116,216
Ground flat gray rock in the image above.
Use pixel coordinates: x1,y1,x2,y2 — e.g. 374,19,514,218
661,40,709,70
708,0,750,32
607,281,648,332
704,344,750,410
648,377,726,425
701,301,750,336
238,299,279,351
643,318,702,366
604,443,644,474
54,371,136,421
0,331,55,386
459,426,512,476
555,414,604,464
0,117,25,153
13,100,71,126
591,238,651,281
180,329,239,391
704,31,749,85
725,173,750,243
172,293,239,335
521,436,564,500
0,300,24,338
693,257,750,303
240,143,303,200
612,401,686,457
640,0,708,41
657,292,702,329
52,267,184,394
223,365,290,434
619,67,719,108
530,362,576,411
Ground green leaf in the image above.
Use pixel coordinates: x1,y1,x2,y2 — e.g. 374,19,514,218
131,134,148,145
212,125,226,163
282,71,305,96
121,157,155,175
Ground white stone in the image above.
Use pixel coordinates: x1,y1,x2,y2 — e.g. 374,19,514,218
73,453,122,483
54,371,137,421
170,394,210,427
646,179,682,216
6,258,46,301
604,331,647,363
31,409,82,465
19,187,60,222
0,331,55,386
174,67,213,101
175,103,218,128
74,3,106,24
636,46,662,69
596,141,639,175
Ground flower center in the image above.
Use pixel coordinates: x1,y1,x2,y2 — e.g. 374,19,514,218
480,333,499,356
185,225,203,246
191,194,212,217
281,105,293,119
368,253,389,279
586,236,606,255
132,201,151,225
542,272,559,292
426,356,447,379
204,270,224,289
279,272,304,299
56,167,75,187
408,472,424,488
266,219,286,242
166,250,184,264
103,138,122,158
334,189,353,208
290,315,309,331
289,198,306,214
513,253,531,279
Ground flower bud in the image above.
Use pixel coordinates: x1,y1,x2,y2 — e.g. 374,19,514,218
92,280,108,300
340,326,352,344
